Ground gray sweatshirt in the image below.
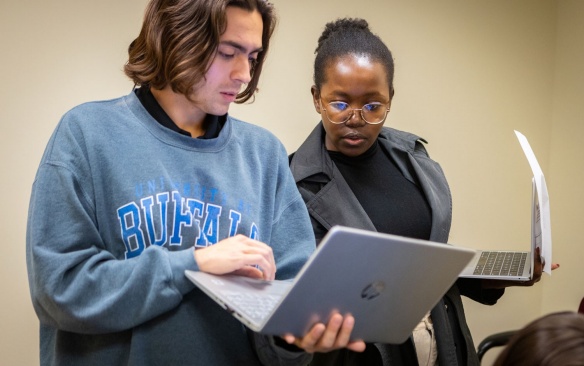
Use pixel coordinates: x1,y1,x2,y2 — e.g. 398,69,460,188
26,92,315,365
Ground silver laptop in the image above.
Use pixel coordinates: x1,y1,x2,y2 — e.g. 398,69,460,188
185,226,475,344
459,130,552,281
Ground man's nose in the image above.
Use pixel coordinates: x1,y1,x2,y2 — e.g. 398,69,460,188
232,55,252,84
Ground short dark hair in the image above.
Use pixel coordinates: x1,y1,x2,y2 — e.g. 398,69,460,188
124,0,277,103
313,18,394,97
494,311,584,366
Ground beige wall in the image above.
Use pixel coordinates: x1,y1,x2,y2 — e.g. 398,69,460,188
544,0,584,328
2,1,582,365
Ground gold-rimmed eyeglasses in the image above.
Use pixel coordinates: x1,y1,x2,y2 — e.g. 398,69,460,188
320,99,390,125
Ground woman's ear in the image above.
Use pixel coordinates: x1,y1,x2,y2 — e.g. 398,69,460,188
311,85,321,113
388,87,395,112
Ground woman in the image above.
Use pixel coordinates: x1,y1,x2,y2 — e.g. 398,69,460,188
289,18,551,366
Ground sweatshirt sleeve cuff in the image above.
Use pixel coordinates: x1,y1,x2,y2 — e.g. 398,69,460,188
167,248,200,295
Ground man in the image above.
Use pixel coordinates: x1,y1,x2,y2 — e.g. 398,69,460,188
26,1,362,364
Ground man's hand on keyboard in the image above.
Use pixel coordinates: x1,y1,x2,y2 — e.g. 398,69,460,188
194,235,276,281
482,247,560,289
280,312,366,354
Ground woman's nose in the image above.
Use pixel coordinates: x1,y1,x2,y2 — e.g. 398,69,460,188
344,109,366,127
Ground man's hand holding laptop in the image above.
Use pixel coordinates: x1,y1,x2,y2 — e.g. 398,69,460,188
194,235,277,280
193,235,366,353
281,313,366,353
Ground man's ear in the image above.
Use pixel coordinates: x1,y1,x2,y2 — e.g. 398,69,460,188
310,85,321,113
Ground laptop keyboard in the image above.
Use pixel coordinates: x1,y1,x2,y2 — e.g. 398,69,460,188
473,251,528,276
221,291,281,322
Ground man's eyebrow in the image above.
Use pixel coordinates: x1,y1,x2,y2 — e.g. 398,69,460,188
220,40,263,54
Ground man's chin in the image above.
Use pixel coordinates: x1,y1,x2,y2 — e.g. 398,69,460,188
206,104,230,117
214,107,230,117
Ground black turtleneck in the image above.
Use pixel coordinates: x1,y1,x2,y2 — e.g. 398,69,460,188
328,141,432,240
134,86,225,139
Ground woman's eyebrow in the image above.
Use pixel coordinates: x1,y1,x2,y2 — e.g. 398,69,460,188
328,91,388,99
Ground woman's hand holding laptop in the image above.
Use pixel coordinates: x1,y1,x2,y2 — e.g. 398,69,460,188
482,247,560,289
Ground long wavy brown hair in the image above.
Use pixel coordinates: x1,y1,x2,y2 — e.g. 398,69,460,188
124,0,276,103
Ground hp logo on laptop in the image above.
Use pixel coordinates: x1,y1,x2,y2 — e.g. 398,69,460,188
361,281,386,300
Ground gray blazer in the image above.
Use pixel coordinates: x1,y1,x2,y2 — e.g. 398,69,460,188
290,123,503,366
